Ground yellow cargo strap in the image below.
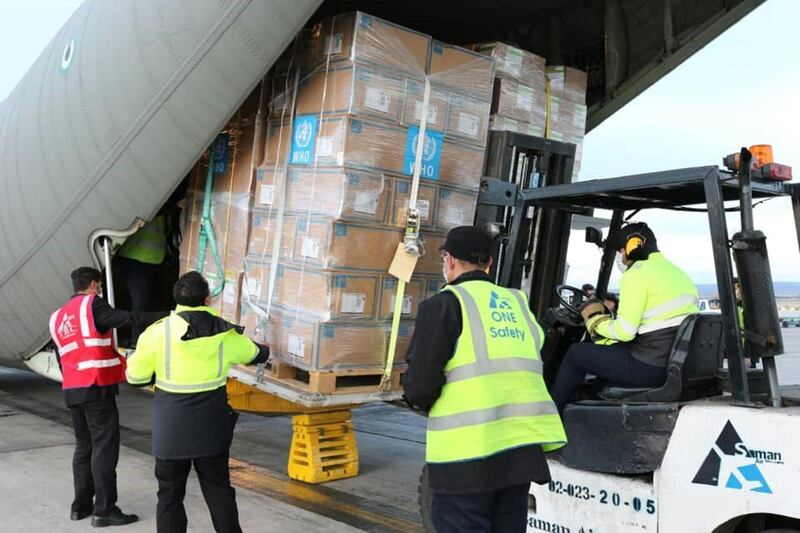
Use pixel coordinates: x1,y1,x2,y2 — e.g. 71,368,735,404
382,77,431,390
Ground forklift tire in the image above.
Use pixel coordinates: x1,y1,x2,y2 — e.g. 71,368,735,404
418,465,436,532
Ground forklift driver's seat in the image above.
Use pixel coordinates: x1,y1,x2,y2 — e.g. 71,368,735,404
598,313,724,402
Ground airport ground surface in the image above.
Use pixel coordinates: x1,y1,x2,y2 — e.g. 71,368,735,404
1,329,799,532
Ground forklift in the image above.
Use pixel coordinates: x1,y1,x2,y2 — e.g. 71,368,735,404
419,132,800,533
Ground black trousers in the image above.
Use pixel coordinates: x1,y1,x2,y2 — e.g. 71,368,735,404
432,484,530,533
155,452,241,533
116,256,162,343
70,396,120,517
550,342,667,410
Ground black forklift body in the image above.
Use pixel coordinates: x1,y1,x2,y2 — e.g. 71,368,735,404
476,140,800,473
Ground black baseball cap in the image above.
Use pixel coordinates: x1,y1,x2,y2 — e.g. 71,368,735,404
439,226,493,264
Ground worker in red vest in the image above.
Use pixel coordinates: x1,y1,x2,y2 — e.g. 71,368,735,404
49,266,167,527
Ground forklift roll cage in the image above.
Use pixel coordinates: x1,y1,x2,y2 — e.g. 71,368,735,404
475,131,800,405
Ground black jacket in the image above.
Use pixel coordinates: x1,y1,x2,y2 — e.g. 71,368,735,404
55,294,167,407
404,270,551,495
147,310,269,460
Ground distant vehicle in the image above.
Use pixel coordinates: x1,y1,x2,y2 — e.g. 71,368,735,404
780,317,800,328
699,298,721,313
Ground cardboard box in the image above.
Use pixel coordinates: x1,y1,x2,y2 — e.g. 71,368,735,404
436,186,478,231
401,78,449,132
288,63,405,123
272,312,394,370
439,140,486,191
546,66,587,104
472,42,546,88
491,78,547,125
429,41,495,99
285,114,408,172
255,166,391,224
246,258,381,321
390,177,437,229
548,97,587,138
489,115,546,138
247,209,296,259
306,12,430,76
263,120,290,167
445,93,490,146
378,276,423,320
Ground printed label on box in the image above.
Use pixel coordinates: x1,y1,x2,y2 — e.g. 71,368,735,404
505,49,523,78
365,87,391,113
258,184,274,206
301,237,320,259
223,281,237,306
414,101,439,124
516,87,534,112
247,277,262,298
389,293,414,315
317,136,335,158
442,204,467,227
290,115,318,165
288,334,306,358
325,33,343,55
353,190,380,216
403,126,444,180
341,293,367,314
457,112,480,138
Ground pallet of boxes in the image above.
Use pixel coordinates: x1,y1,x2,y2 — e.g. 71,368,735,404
474,42,588,178
180,12,496,407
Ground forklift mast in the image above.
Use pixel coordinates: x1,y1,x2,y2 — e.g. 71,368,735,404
475,131,576,319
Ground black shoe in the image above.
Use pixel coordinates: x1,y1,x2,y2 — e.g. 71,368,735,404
70,509,92,521
91,507,139,528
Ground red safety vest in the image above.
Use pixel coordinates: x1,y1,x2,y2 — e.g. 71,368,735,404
49,294,126,389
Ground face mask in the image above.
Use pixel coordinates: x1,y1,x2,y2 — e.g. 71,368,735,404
442,262,449,284
615,252,628,274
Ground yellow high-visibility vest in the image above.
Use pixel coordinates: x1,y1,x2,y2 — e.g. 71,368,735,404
426,281,567,463
118,216,166,265
126,305,258,393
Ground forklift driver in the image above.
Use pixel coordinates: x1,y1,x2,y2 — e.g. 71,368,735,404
550,223,700,409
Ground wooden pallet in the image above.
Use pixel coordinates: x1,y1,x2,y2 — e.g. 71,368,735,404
266,361,405,395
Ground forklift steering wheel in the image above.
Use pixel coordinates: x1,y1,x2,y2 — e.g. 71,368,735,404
554,284,615,320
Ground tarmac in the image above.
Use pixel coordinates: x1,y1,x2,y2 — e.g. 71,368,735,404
1,329,799,532
0,367,426,532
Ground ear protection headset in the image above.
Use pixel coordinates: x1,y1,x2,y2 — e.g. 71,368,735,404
620,223,650,262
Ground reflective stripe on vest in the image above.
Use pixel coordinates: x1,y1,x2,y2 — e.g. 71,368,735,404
49,294,124,389
156,318,226,393
426,282,566,463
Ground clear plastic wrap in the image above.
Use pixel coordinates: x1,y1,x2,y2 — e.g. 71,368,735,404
178,85,263,323
472,42,546,88
491,77,548,128
242,11,495,372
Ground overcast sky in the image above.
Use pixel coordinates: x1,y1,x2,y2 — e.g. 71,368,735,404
0,1,797,287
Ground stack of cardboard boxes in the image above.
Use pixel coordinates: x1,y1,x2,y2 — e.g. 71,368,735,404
474,42,588,179
473,42,548,138
545,66,588,178
243,12,495,373
179,87,264,323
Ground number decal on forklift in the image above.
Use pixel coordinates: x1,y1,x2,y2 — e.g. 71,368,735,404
550,482,656,515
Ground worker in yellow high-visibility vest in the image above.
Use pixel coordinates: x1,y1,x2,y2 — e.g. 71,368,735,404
404,226,566,533
126,271,269,533
116,215,168,344
551,222,700,409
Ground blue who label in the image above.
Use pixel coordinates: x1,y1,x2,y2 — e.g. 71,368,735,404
403,126,444,180
290,115,318,165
